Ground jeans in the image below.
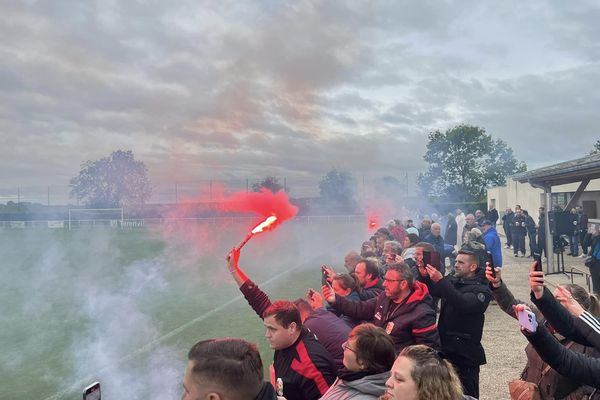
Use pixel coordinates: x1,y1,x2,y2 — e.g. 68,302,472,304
570,234,579,256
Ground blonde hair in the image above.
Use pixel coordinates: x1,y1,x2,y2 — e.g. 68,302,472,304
399,345,464,400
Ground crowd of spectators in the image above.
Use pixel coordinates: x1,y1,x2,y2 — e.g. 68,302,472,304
179,208,600,400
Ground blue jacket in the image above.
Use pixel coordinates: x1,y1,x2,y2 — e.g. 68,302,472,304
482,226,502,268
424,233,445,257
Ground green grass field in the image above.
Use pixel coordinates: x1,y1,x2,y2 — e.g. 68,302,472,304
0,220,366,400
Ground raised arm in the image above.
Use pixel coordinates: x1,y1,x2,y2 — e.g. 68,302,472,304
226,247,272,319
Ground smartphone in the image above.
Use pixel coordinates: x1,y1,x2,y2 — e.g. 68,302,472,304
321,266,329,287
83,382,101,400
533,253,543,272
517,309,538,333
486,251,496,278
423,250,431,267
430,251,440,269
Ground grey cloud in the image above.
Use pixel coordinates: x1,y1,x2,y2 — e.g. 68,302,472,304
1,1,599,198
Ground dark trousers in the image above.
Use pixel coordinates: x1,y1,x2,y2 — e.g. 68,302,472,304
513,231,526,255
581,231,590,255
528,232,537,256
504,227,512,246
570,234,579,256
538,234,547,258
454,364,480,399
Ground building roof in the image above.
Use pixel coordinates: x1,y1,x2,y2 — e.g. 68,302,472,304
512,152,600,188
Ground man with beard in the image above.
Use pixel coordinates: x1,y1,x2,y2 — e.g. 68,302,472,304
354,258,384,300
323,262,440,353
416,250,491,398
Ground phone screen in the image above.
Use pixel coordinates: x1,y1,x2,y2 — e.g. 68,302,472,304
321,268,329,286
83,382,101,400
429,251,440,269
533,253,543,272
422,251,431,267
486,252,496,277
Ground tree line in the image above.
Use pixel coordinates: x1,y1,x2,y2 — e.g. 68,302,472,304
69,125,531,209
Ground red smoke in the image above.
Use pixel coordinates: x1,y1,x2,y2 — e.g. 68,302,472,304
219,188,298,230
160,186,298,260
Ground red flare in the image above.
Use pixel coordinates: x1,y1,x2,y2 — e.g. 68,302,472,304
367,214,379,231
225,189,298,250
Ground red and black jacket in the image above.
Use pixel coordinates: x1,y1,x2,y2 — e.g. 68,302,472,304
240,280,337,400
331,280,440,352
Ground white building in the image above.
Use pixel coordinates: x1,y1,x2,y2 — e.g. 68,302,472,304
487,152,600,273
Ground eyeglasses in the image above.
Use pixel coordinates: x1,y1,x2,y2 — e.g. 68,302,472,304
342,341,357,353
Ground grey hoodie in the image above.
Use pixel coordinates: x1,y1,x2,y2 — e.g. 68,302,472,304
319,371,389,400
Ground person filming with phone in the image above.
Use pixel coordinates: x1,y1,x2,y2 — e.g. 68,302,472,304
486,257,600,399
514,261,600,393
321,262,440,353
415,249,491,399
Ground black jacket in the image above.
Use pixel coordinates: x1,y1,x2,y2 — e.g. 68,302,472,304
491,282,599,399
511,213,527,234
525,215,537,235
255,382,277,400
422,274,491,366
487,208,499,226
526,325,600,390
531,287,600,350
502,211,514,231
358,278,384,301
240,280,337,400
331,281,440,352
445,218,458,246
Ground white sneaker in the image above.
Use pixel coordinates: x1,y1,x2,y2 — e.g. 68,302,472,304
579,254,586,258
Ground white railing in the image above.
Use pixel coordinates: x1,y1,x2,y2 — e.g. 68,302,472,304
0,215,369,230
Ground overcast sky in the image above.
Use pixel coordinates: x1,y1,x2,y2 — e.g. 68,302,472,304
1,1,599,202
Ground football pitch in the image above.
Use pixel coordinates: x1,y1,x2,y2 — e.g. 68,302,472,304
0,219,366,400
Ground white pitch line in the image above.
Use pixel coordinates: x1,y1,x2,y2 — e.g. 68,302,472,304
42,267,296,400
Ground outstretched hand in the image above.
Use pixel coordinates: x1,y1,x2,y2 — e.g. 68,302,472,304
529,262,545,299
513,303,537,334
485,263,502,288
322,265,336,282
307,289,324,309
425,264,443,282
555,285,585,317
322,284,335,304
226,247,241,271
